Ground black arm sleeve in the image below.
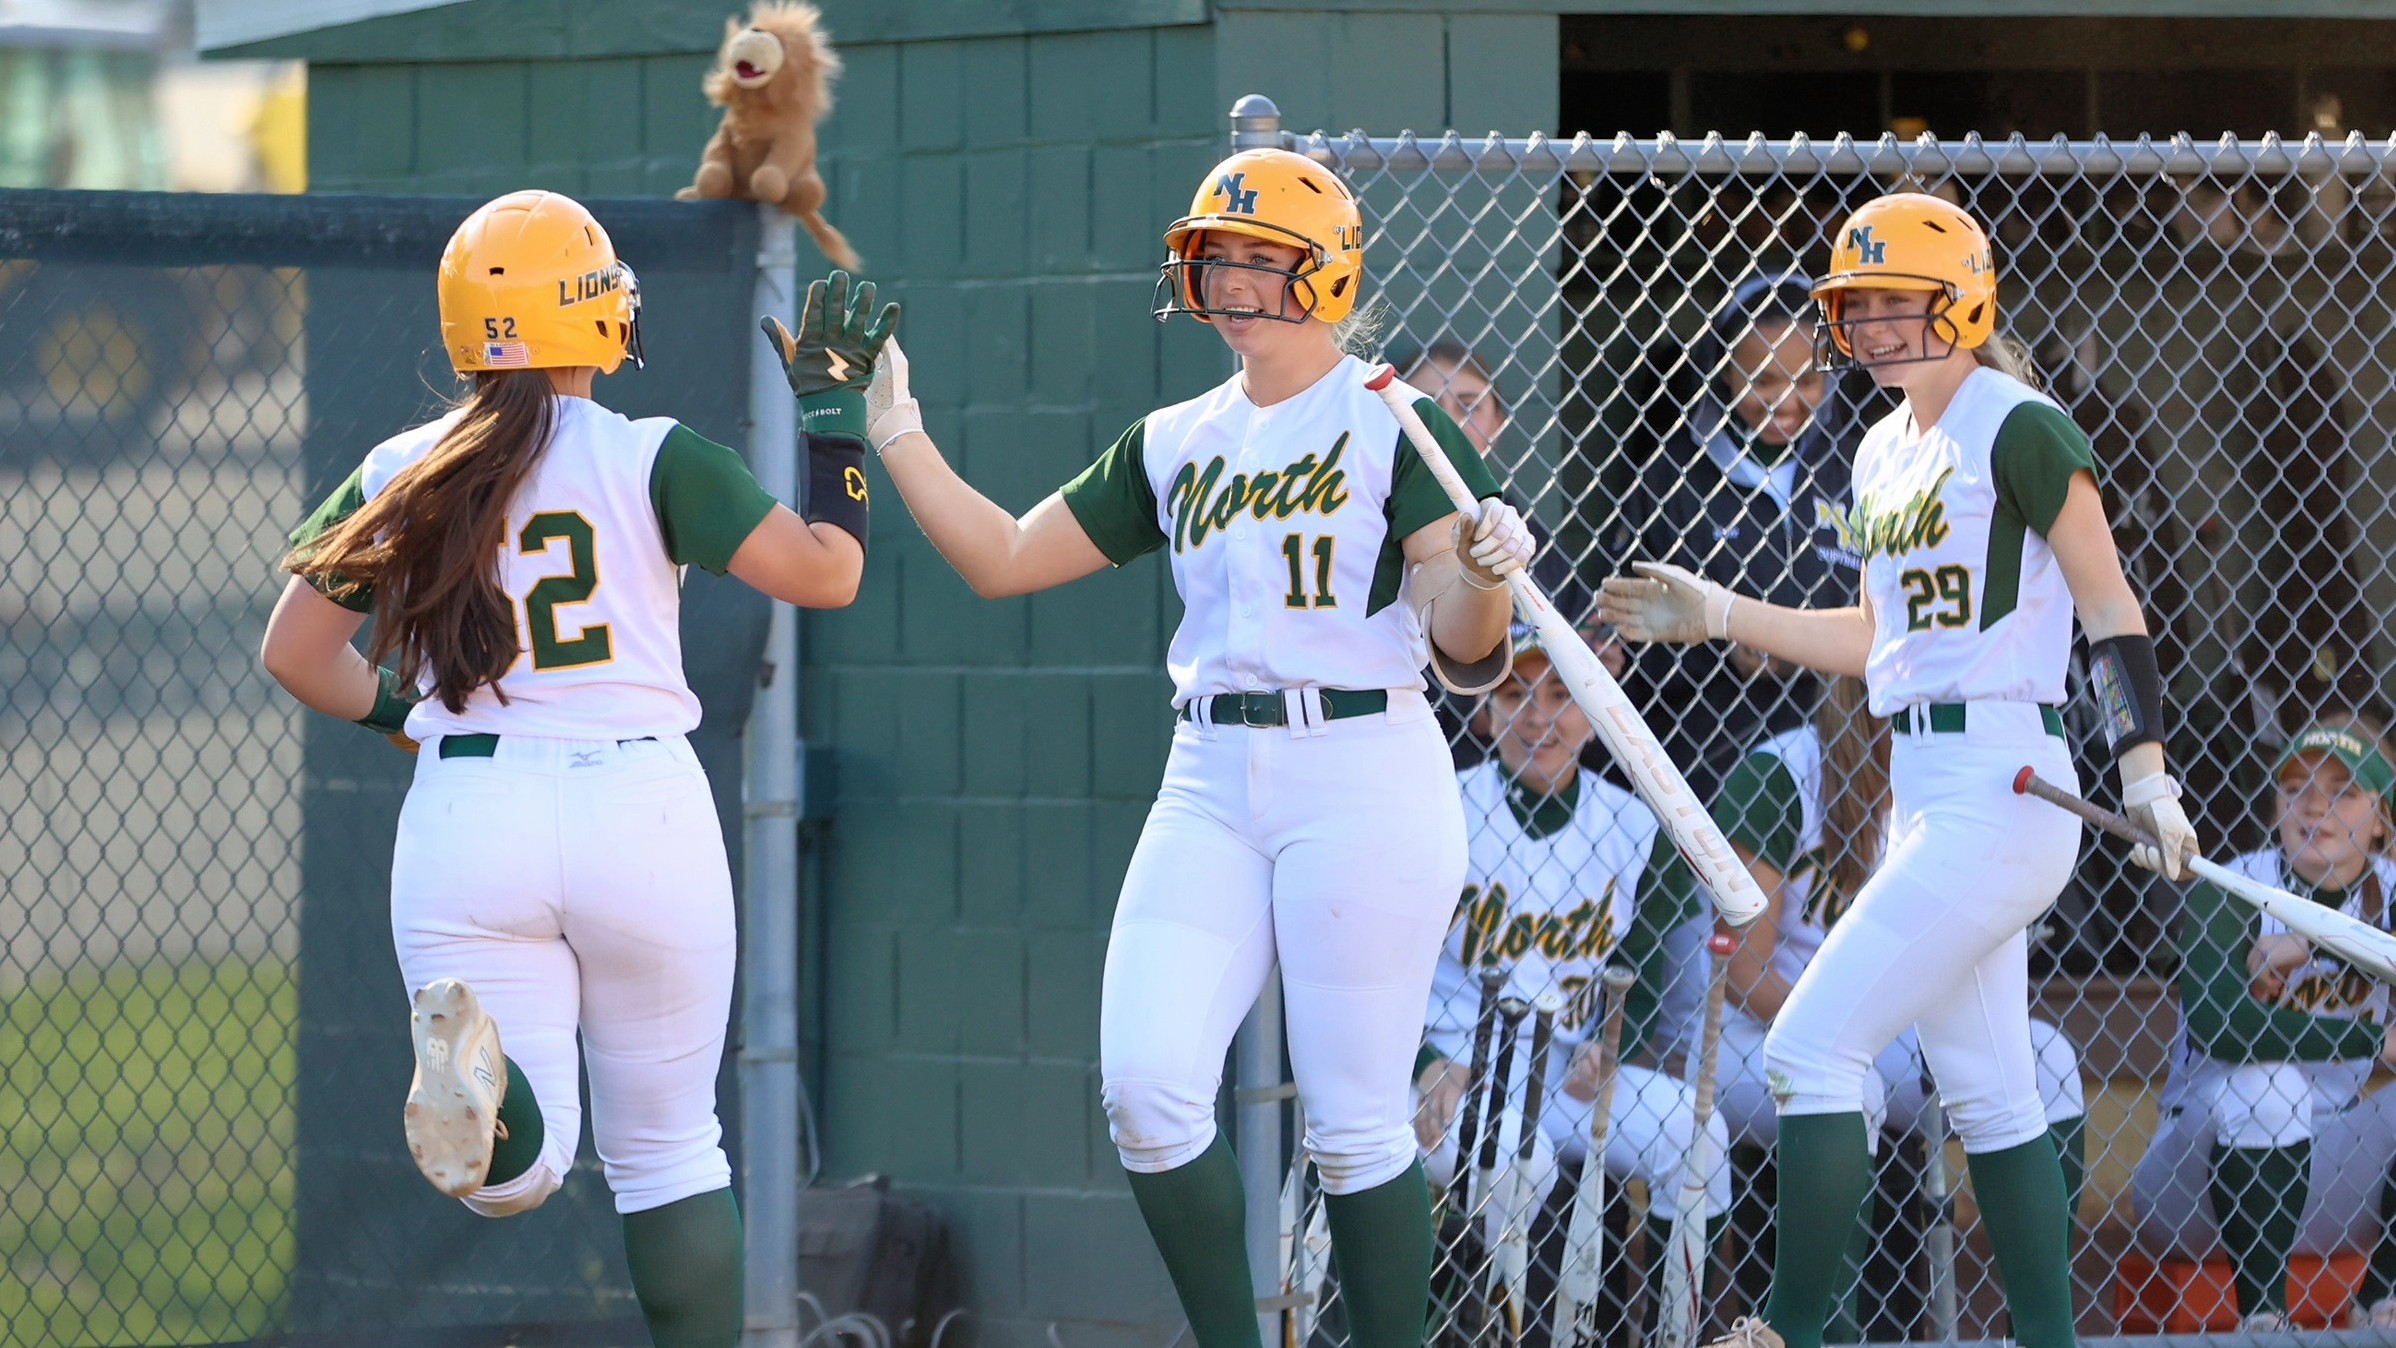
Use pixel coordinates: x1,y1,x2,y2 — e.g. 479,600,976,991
802,432,870,552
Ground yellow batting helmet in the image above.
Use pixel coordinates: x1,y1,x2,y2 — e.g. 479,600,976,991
440,190,643,375
1156,148,1365,324
1811,192,1996,363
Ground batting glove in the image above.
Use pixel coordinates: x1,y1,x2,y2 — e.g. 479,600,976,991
867,336,925,455
1597,561,1733,644
761,270,899,439
2122,769,2198,882
1455,498,1533,588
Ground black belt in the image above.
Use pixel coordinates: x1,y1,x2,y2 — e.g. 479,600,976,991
438,733,656,759
1890,703,2065,738
1176,689,1389,728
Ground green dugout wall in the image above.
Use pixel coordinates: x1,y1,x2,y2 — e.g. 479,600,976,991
216,4,1553,1344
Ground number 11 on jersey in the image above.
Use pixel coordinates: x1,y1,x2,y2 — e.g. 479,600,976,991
1281,533,1337,609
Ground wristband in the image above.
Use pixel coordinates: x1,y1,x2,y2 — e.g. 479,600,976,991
2088,633,2167,755
1705,587,1735,642
798,387,867,441
356,665,421,737
803,432,871,551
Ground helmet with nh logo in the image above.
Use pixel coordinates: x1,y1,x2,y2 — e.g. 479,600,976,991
1809,191,1996,365
1155,148,1365,325
439,190,644,375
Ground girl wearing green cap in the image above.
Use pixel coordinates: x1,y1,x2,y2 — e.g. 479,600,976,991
2131,718,2396,1329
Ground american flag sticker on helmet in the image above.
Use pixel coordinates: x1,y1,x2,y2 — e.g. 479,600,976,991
484,341,531,367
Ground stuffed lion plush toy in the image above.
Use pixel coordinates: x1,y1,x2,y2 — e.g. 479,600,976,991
678,1,861,270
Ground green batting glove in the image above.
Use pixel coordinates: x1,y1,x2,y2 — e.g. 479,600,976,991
760,270,900,440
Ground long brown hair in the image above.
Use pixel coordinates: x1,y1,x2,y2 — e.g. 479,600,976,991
1816,674,1890,910
288,369,557,711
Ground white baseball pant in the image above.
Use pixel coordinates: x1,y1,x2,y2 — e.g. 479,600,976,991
1764,709,2080,1153
1101,688,1466,1195
391,733,737,1216
2133,1057,2396,1257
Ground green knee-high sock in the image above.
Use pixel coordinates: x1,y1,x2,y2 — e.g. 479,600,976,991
1822,1187,1874,1345
1761,1113,1873,1348
2049,1116,2086,1223
1966,1134,2077,1348
1321,1161,1434,1348
622,1187,743,1348
487,1057,543,1187
2209,1141,2310,1318
2363,1157,2396,1306
1126,1136,1263,1348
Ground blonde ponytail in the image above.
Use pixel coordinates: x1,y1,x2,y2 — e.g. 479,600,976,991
1973,332,2042,389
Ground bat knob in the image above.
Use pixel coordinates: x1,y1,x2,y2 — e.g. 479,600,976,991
1362,363,1395,391
1708,932,1737,956
1601,965,1635,990
2012,766,2036,795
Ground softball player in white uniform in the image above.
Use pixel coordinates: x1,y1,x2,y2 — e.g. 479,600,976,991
1414,633,1731,1244
262,191,876,1348
860,148,1533,1348
2132,723,2396,1329
1603,192,2199,1348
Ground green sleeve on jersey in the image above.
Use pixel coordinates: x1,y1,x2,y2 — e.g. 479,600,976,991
287,465,374,612
1387,397,1503,542
2176,876,2383,1064
1061,418,1166,566
1367,399,1504,615
1713,753,1805,871
650,424,781,576
1621,828,1703,1056
1990,402,2097,539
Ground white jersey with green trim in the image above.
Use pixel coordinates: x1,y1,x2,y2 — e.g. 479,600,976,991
1838,368,2088,716
1059,354,1498,706
2236,848,2396,1026
294,397,778,742
1426,762,1658,1052
1740,727,1835,990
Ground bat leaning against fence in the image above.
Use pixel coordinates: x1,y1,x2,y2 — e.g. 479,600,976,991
1363,365,1766,930
1495,991,1561,1347
1657,932,1736,1348
1553,966,1636,1348
2015,768,2396,984
1442,968,1508,1346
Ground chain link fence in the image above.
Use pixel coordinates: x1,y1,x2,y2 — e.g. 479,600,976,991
0,189,763,1348
1249,115,2396,1346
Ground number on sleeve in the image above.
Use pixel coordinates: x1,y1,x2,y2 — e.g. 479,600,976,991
519,511,613,669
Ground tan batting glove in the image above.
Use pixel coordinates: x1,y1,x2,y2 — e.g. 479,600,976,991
866,336,924,454
1412,1057,1468,1150
1596,561,1733,645
1454,498,1532,589
2122,768,2198,882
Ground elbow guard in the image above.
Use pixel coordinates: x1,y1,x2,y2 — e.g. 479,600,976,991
2087,633,2166,755
803,432,870,552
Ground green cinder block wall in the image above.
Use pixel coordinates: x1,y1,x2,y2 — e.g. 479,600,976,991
276,6,1556,1343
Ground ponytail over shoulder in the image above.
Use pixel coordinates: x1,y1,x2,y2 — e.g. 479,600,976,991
288,369,558,711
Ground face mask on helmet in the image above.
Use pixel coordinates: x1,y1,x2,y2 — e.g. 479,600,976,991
1812,286,1966,372
617,262,646,370
1153,231,1326,325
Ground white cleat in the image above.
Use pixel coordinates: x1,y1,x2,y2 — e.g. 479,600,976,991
404,978,508,1197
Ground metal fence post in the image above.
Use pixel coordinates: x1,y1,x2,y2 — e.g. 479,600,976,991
1225,91,1292,1348
742,204,803,1348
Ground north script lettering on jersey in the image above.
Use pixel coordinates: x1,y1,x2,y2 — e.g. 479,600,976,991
1168,434,1351,553
1834,466,1954,561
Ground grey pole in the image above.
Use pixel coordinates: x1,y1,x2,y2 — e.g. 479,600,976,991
741,205,803,1348
1232,94,1284,151
1225,93,1290,1348
1236,982,1288,1345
